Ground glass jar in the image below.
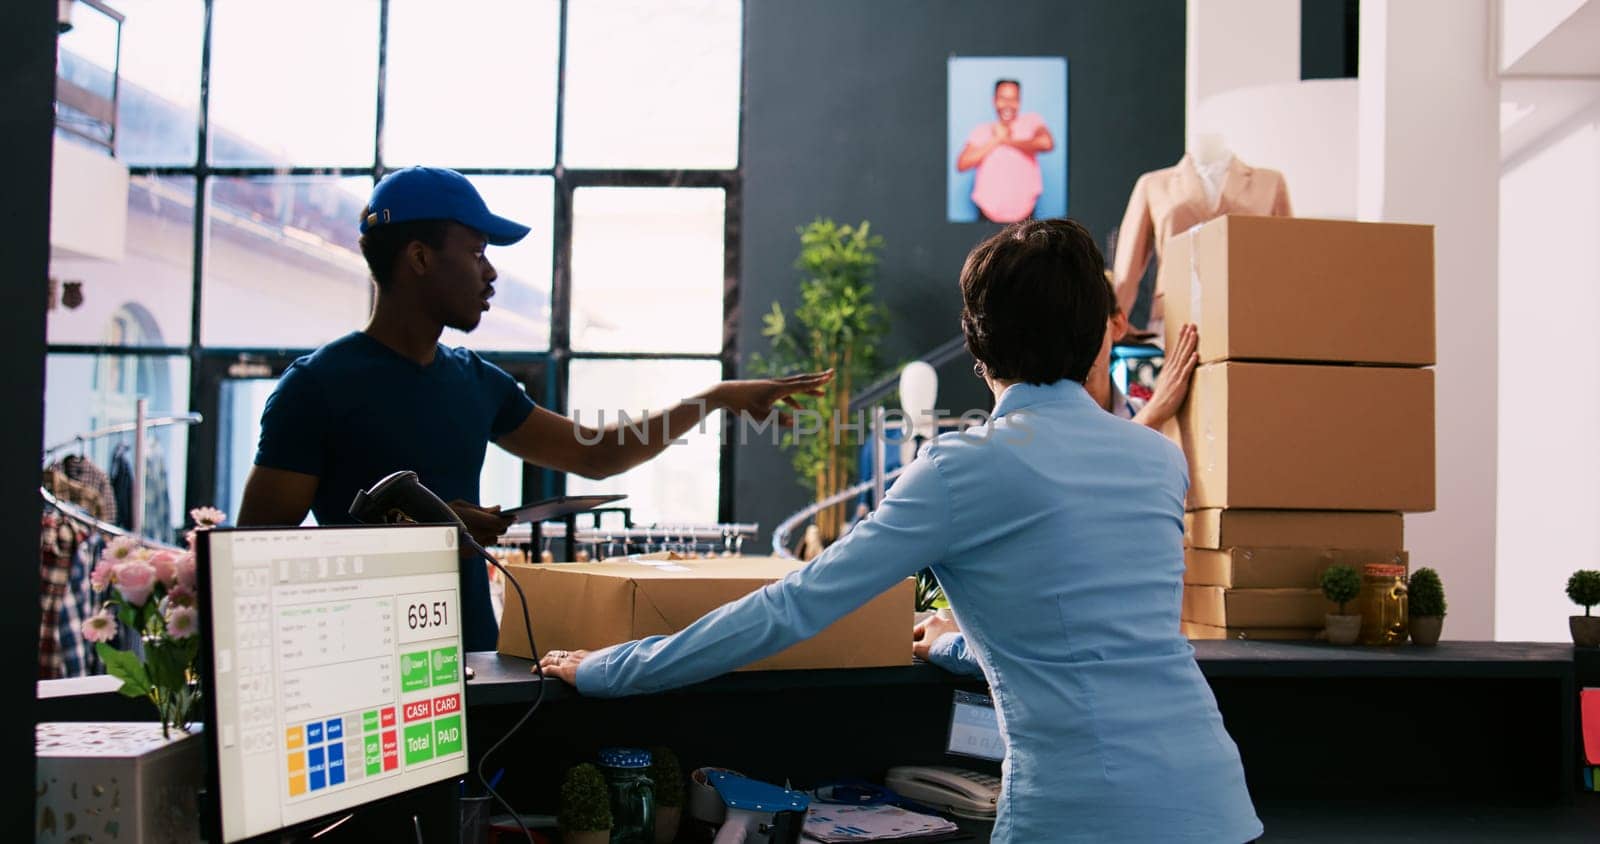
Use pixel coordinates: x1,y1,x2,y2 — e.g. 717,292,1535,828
1359,563,1409,645
598,747,655,844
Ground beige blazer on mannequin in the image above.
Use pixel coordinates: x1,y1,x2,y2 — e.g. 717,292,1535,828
1112,155,1292,324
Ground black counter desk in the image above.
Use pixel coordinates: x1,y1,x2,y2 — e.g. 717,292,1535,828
463,640,1579,813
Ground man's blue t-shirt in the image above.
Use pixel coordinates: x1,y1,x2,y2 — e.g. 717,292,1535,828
254,331,536,651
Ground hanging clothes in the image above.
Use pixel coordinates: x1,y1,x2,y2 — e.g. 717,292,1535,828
142,437,172,543
57,454,118,526
39,510,83,680
57,532,106,677
109,442,134,531
43,466,108,521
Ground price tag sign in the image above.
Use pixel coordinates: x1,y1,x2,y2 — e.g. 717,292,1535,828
396,590,458,646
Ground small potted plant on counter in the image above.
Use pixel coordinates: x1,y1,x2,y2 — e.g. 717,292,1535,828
1566,570,1600,648
1407,568,1446,646
649,746,685,844
560,763,612,844
1321,564,1363,646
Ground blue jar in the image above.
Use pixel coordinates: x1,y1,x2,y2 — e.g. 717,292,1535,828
598,747,655,844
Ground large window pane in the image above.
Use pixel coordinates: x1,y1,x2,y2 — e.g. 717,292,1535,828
203,176,372,347
43,353,192,544
49,174,195,347
385,0,558,169
570,188,724,353
442,176,554,351
566,359,722,525
60,0,204,165
208,0,379,166
55,0,121,153
563,0,741,168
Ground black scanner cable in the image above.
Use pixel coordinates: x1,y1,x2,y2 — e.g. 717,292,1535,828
350,472,543,844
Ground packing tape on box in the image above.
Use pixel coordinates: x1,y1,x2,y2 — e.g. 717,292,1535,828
688,766,745,825
1187,224,1203,332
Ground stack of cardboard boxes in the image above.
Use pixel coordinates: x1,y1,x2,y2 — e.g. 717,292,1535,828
1157,216,1436,640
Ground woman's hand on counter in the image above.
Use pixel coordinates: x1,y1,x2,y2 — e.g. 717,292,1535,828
912,610,961,661
537,648,590,685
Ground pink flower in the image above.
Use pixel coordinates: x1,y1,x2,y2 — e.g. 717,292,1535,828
149,550,181,587
189,507,226,528
175,552,197,591
167,583,195,607
114,560,158,606
90,556,116,592
164,605,198,640
81,610,117,643
103,535,140,563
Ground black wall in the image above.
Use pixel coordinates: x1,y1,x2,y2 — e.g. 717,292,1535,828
0,0,54,836
736,0,1187,544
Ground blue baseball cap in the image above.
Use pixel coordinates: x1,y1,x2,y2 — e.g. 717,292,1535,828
359,166,530,246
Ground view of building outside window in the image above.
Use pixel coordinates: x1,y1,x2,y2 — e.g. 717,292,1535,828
45,0,742,533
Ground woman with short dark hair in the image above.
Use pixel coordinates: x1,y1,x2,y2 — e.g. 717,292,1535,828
543,219,1263,843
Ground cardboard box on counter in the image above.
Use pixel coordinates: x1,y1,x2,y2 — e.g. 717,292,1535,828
1160,215,1435,366
1186,509,1404,550
1185,547,1408,589
496,556,914,671
1181,622,1319,641
1183,586,1335,628
1174,362,1435,511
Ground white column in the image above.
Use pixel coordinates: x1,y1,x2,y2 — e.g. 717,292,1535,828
1358,0,1500,639
1186,0,1301,137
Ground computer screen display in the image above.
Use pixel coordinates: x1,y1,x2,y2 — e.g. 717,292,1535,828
199,525,469,843
947,690,1005,761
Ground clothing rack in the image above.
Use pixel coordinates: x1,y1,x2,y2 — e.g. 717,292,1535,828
38,484,184,552
41,400,202,539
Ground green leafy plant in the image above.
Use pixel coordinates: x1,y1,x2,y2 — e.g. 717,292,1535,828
1320,565,1362,615
1407,568,1447,618
82,506,224,737
559,763,612,833
915,570,946,613
1567,570,1600,617
750,219,889,543
648,746,685,809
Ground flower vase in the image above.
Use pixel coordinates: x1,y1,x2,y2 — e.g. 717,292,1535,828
35,722,204,843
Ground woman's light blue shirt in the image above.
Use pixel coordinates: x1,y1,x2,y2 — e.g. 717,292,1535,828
576,380,1262,843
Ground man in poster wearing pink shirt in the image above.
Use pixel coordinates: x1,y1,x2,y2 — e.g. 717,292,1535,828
956,79,1056,223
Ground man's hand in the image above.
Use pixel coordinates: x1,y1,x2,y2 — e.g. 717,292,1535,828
1133,323,1200,430
537,648,590,685
706,370,834,420
913,610,962,661
447,499,514,549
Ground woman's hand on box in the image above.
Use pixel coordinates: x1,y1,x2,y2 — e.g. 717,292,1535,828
537,648,590,685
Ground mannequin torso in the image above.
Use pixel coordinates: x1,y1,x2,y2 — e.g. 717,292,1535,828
1110,137,1292,329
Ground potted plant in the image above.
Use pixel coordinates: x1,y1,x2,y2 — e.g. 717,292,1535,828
913,569,945,625
1566,570,1600,647
1320,564,1363,645
83,506,226,736
751,218,890,545
559,763,612,844
1407,568,1446,646
649,747,684,844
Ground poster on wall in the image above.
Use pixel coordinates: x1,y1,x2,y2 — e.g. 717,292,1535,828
947,56,1067,224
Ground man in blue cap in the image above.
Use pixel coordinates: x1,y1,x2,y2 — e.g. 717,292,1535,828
237,167,831,651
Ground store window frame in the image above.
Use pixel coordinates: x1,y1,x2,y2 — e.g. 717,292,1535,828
46,0,744,526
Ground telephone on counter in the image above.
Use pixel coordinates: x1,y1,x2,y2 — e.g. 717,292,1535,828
883,765,999,820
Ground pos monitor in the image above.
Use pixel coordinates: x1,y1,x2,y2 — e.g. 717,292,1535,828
198,524,470,842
